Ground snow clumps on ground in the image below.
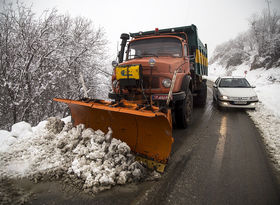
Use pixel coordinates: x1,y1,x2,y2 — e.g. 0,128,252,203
0,117,150,194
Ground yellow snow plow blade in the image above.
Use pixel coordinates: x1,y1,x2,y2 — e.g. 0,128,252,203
54,98,173,172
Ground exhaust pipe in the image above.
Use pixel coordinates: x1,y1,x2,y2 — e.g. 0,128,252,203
118,33,129,63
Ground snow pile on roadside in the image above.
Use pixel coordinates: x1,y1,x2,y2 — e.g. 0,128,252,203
0,117,148,193
0,131,17,153
247,104,280,171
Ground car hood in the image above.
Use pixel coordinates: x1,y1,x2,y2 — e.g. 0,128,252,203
218,88,257,97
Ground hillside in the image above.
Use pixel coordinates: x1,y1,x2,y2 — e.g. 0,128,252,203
210,10,280,70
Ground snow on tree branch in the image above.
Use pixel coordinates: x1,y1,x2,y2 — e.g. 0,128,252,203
210,9,280,70
0,1,110,129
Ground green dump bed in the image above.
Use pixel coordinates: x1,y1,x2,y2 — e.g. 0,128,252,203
130,24,208,76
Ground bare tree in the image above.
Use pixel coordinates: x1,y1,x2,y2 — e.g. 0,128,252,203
0,1,109,129
249,10,280,59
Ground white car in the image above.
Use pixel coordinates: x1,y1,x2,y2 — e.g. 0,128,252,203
213,76,258,109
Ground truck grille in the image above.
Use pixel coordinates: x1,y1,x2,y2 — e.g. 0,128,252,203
143,76,159,89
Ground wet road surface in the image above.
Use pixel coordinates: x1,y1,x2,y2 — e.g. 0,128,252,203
24,82,280,204
137,82,280,205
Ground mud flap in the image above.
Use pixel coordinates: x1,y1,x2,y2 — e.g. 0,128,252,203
54,98,173,171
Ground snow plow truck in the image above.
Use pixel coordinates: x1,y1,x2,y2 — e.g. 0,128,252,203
54,24,208,172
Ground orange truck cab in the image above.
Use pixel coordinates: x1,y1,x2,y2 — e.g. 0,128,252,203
109,25,208,128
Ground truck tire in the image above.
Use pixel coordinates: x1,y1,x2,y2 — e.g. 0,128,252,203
194,80,207,107
175,88,193,129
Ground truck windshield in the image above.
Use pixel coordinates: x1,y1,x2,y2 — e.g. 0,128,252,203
127,37,182,60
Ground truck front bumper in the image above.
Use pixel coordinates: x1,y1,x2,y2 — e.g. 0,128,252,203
152,91,186,102
109,91,186,102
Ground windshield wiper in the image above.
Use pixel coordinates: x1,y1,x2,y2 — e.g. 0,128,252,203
157,52,173,56
233,86,249,88
141,53,159,58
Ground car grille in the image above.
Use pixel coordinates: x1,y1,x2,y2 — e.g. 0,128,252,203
230,97,250,101
229,101,251,105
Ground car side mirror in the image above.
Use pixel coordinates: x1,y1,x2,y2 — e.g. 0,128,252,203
213,84,217,88
251,85,256,88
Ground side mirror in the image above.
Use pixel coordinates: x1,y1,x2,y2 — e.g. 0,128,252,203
213,84,217,88
112,60,118,68
251,85,256,88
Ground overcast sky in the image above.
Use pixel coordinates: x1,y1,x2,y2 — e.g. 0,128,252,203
17,0,280,58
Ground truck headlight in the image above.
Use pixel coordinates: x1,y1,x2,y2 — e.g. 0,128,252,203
162,79,172,88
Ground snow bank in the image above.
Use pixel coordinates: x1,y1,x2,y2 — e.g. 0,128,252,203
11,121,33,138
0,131,17,153
0,117,152,194
247,104,280,171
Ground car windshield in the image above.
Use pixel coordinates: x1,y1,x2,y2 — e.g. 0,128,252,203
219,78,251,88
127,37,182,60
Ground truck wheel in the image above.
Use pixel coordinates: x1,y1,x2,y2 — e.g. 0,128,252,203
175,88,193,129
194,80,207,107
195,80,207,107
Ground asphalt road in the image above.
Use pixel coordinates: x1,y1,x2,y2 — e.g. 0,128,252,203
136,82,280,205
24,81,280,205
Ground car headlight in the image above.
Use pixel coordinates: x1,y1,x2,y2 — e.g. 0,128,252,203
221,95,229,100
162,79,172,88
250,96,258,100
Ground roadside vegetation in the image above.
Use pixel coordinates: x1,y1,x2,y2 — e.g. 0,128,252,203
210,9,280,70
0,1,110,130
